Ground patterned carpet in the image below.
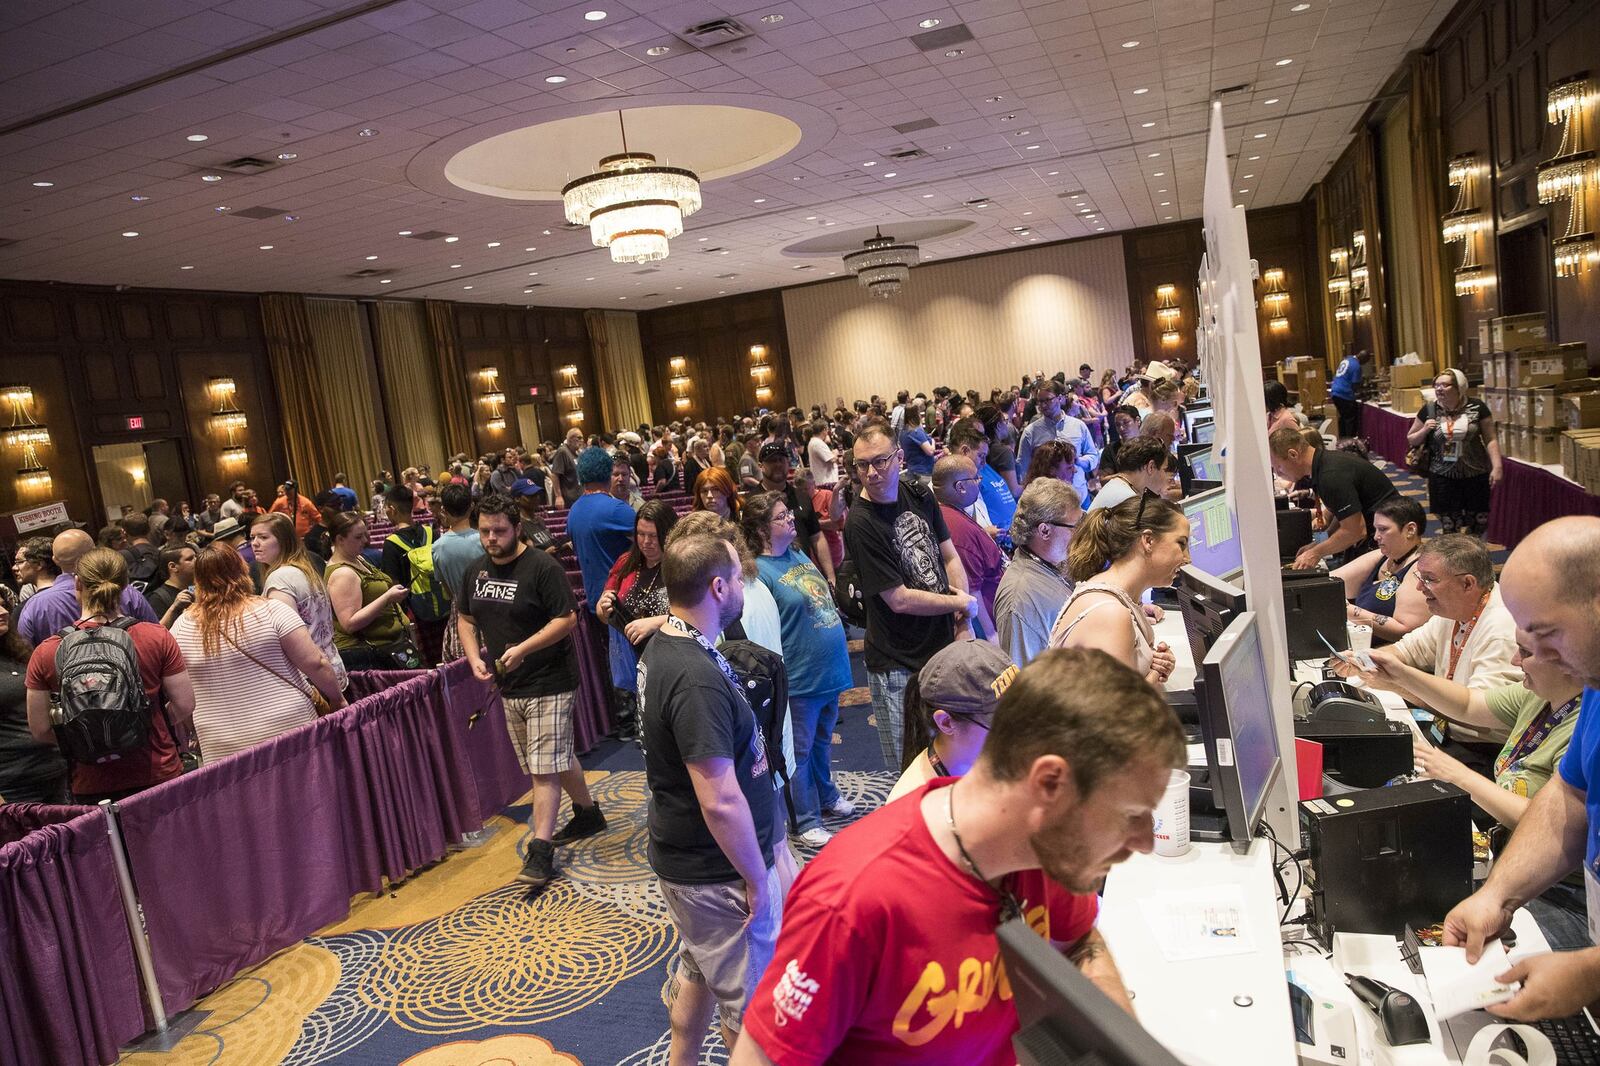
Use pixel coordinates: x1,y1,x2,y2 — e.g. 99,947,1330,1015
119,674,897,1066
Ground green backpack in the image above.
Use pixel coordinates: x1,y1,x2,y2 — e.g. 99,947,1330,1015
387,526,448,621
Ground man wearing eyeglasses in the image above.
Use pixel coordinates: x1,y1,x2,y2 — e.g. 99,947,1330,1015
844,423,977,770
934,455,1003,641
1329,533,1519,775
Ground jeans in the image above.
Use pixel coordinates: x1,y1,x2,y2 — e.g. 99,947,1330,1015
1527,880,1592,951
787,693,843,832
867,668,912,770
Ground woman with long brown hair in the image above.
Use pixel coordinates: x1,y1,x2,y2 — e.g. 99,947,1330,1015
172,544,345,762
251,512,347,693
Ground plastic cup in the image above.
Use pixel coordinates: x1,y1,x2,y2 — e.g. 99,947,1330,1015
1153,769,1191,857
1347,623,1373,657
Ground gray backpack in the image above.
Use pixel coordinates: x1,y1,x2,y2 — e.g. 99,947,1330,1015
51,617,151,764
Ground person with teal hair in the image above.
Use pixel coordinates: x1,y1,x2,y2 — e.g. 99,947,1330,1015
567,445,642,738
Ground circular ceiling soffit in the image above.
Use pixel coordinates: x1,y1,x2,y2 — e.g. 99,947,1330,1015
407,95,833,203
782,219,979,257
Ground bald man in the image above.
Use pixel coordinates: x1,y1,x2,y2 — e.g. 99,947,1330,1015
16,528,158,645
1444,516,1600,1021
934,455,1002,639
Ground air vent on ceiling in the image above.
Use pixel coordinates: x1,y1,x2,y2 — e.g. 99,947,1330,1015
891,118,939,135
910,23,974,52
641,292,660,297
792,264,814,270
888,147,928,160
963,197,991,208
1057,189,1088,198
679,18,751,47
405,230,451,240
701,246,724,253
219,156,279,174
230,205,290,220
714,272,738,279
0,238,19,249
632,267,659,274
523,283,544,288
348,268,386,278
1216,83,1252,95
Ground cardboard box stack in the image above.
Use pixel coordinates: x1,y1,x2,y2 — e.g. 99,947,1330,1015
1485,313,1591,474
1284,356,1327,408
1388,359,1433,416
1561,430,1600,495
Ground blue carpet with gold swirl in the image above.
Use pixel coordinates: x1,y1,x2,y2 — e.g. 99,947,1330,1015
120,645,891,1066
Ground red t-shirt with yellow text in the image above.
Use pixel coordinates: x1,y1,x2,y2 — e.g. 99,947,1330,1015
743,778,1097,1065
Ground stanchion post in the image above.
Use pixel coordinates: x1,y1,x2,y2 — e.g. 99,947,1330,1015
100,799,168,1034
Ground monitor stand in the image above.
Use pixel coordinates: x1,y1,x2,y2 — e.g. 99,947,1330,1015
1186,770,1233,843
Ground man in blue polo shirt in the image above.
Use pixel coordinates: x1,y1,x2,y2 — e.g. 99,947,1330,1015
1446,516,1600,1020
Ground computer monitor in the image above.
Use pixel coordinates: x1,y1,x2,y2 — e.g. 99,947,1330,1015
1183,404,1213,439
1192,419,1216,445
1189,446,1219,483
1175,564,1247,673
1181,486,1242,583
999,918,1186,1066
1196,611,1284,847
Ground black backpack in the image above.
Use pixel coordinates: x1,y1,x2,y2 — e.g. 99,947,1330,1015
719,639,791,784
832,556,868,629
51,617,151,764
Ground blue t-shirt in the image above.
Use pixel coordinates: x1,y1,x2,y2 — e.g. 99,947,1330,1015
755,548,852,698
430,527,484,601
1331,356,1362,400
901,428,935,476
1557,687,1600,875
565,492,636,611
329,485,358,510
979,462,1017,531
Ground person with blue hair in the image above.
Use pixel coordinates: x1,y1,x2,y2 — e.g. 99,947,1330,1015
567,445,642,738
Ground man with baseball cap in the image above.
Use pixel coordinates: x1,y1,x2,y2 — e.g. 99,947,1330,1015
750,441,834,586
889,641,1018,801
732,648,1184,1065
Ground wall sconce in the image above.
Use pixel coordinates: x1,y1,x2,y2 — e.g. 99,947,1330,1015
210,411,248,434
749,344,772,404
1155,284,1177,302
1269,316,1290,332
130,465,145,483
479,391,506,406
1154,284,1180,345
486,416,506,432
1328,247,1350,274
1160,330,1181,346
4,383,52,492
755,385,773,402
669,356,686,373
1356,299,1373,317
1262,292,1289,313
207,376,248,445
566,409,585,424
478,366,499,384
559,364,578,381
749,345,768,360
1442,152,1493,295
558,386,585,401
221,445,249,466
669,376,691,389
1541,73,1597,277
206,377,237,401
1454,265,1493,296
1260,267,1289,329
674,397,691,410
749,365,772,379
1334,305,1354,322
1447,153,1477,186
1156,306,1180,328
1262,267,1285,288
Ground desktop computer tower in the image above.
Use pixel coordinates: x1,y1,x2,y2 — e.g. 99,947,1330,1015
1294,719,1412,788
1281,573,1349,661
1301,780,1472,946
1277,509,1314,562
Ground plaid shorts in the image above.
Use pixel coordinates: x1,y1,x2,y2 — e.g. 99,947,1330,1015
502,690,576,776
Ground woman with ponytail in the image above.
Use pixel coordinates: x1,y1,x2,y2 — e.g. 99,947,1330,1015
1050,493,1189,687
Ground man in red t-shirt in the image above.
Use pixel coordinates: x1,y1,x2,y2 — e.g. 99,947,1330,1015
935,454,1005,638
732,647,1186,1066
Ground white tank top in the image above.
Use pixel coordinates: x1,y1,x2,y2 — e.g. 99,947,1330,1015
1048,581,1155,678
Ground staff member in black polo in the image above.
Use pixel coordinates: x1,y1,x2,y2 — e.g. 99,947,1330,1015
1269,425,1398,569
747,441,836,587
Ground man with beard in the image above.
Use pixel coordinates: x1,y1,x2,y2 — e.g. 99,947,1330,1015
1446,516,1600,1020
731,647,1181,1065
457,493,601,892
641,532,781,1066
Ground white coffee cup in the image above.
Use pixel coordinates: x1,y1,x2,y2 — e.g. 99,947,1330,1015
1347,623,1373,657
1153,768,1191,857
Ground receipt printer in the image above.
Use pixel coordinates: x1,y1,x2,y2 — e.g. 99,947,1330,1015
1295,682,1408,788
1297,680,1385,724
1302,779,1473,947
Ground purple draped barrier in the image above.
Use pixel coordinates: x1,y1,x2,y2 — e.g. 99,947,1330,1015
0,805,147,1066
1487,458,1600,548
573,610,616,753
1362,402,1411,465
344,667,423,700
438,660,531,822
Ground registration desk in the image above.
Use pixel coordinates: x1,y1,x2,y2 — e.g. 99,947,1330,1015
1099,611,1547,1064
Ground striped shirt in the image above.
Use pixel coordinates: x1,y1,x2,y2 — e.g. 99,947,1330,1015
173,599,315,763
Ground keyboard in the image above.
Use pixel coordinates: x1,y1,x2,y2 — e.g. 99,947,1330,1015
1535,1011,1600,1064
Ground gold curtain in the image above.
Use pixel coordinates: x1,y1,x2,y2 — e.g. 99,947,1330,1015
423,300,476,457
1408,52,1457,368
260,293,338,490
372,301,448,469
584,309,653,430
1314,184,1342,367
1381,102,1428,362
305,298,388,491
1354,127,1393,368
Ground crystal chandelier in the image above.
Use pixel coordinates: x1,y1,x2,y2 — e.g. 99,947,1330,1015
844,228,920,297
1539,74,1597,277
562,112,701,264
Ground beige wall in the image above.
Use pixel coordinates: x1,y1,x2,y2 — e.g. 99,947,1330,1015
781,236,1135,408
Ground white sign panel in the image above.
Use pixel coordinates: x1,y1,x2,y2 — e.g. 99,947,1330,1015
12,500,69,533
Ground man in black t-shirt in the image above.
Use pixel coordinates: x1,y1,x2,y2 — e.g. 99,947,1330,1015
457,493,602,891
639,532,781,1062
843,422,977,770
746,441,835,585
143,545,196,628
1269,426,1398,568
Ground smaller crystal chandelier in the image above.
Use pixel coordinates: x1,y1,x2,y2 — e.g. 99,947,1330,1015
844,228,920,298
562,111,702,264
1539,73,1597,277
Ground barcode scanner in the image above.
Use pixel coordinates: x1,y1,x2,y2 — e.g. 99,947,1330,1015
1346,974,1432,1047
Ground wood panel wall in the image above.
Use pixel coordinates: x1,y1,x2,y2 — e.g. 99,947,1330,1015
1433,0,1600,363
0,282,285,525
451,302,598,454
636,291,793,424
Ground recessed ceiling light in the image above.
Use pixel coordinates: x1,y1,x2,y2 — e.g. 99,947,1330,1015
944,48,964,56
1153,171,1165,176
379,278,391,283
862,161,876,167
1242,173,1254,178
121,231,139,237
1293,1,1310,7
357,127,379,137
1158,188,1167,192
1001,113,1016,121
259,244,273,250
365,255,378,260
646,45,670,56
791,175,802,180
545,75,568,84
1023,211,1033,215
753,198,766,203
584,10,607,20
761,13,783,22
277,152,297,160
825,219,837,224
181,265,194,270
186,134,208,142
1121,39,1139,48
524,246,536,251
921,193,933,198
524,289,535,294
542,229,552,235
919,17,941,28
444,235,459,243
1080,208,1092,213
1148,152,1160,158
450,264,462,268
31,180,54,187
1025,145,1040,150
130,194,150,201
986,95,1004,102
585,276,596,281
487,241,500,247
1248,155,1261,161
529,271,540,276
1133,87,1149,94
214,205,230,212
202,174,222,182
1047,170,1059,175
282,214,298,222
463,285,473,290
1141,121,1155,128
1097,227,1105,231
1238,188,1249,193
1275,58,1292,66
1254,133,1267,139
1160,201,1171,206
804,216,817,221
398,230,413,235
1236,203,1244,208
1165,215,1174,220
883,171,897,177
1264,98,1279,105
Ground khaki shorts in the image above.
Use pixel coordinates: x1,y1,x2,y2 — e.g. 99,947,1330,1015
502,691,575,776
658,864,783,1033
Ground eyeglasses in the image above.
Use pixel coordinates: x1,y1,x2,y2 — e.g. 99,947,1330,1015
852,449,900,475
1414,570,1467,587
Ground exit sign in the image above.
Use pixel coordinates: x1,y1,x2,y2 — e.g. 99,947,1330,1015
126,416,144,430
528,386,540,397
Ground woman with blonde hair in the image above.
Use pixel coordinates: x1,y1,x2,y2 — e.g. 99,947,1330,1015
1051,493,1187,687
250,512,347,693
172,544,345,762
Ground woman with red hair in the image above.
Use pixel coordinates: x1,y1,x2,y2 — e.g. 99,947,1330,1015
171,543,346,763
692,465,743,522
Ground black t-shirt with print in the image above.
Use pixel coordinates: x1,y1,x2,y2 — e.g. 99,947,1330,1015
843,482,954,673
456,545,578,697
639,630,777,884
